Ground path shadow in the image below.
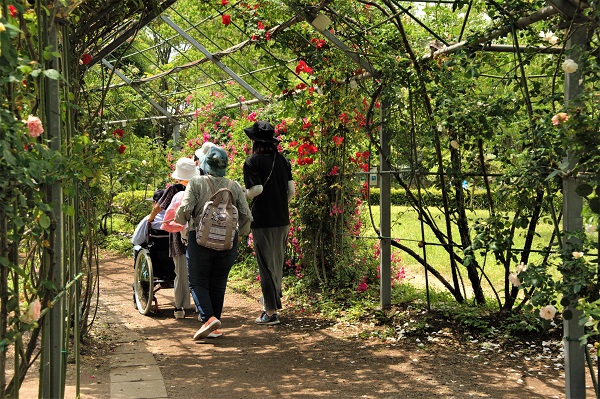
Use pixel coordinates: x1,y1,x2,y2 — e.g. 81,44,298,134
100,253,588,399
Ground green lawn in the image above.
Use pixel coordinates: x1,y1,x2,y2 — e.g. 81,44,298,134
362,205,558,297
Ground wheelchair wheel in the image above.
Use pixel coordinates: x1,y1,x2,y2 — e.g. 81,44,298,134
133,248,154,315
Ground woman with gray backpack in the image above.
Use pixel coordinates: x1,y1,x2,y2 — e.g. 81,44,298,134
175,145,252,340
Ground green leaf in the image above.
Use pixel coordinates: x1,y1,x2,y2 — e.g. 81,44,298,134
82,167,94,178
43,69,61,80
575,183,593,197
464,67,480,78
3,22,22,34
17,65,32,75
62,205,75,217
546,169,562,181
43,280,56,290
2,146,16,166
38,213,51,229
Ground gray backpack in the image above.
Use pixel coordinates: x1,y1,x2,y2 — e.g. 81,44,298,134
195,177,239,250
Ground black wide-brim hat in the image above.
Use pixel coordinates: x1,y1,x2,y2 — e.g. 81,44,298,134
244,120,280,144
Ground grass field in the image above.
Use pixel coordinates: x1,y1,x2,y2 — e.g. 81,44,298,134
361,204,558,299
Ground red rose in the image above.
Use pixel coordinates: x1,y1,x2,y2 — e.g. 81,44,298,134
222,14,231,25
112,128,125,138
221,0,229,4
9,5,17,17
118,145,126,154
81,53,92,65
296,60,313,74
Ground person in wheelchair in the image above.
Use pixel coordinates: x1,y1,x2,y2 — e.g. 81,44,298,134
132,189,166,247
132,189,176,312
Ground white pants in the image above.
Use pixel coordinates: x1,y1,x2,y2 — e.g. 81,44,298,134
173,254,191,309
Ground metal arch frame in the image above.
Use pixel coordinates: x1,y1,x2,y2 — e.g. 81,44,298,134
93,11,305,122
161,16,266,102
91,0,579,126
88,0,178,68
101,59,175,121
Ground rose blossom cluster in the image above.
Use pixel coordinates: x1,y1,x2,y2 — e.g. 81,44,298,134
551,112,569,126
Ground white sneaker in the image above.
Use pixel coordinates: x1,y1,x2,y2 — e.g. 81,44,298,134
174,308,185,319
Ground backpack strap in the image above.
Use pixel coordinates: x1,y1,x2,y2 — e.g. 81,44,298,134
204,175,217,195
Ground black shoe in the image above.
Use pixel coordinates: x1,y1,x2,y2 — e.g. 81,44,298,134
174,308,185,319
255,312,280,325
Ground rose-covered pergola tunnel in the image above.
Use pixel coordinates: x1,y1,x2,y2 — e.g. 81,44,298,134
2,0,596,397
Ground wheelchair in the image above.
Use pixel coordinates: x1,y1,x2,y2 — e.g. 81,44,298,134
133,228,176,315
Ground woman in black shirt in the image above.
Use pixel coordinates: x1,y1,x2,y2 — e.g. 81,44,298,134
243,121,295,325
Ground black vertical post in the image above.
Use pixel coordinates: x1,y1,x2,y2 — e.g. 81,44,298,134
563,22,587,399
380,96,391,308
39,6,65,399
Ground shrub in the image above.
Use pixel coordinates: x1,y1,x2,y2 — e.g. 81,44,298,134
368,187,514,210
112,190,155,226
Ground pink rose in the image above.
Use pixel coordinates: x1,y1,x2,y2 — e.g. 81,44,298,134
26,115,44,137
551,112,569,126
30,299,41,321
21,299,42,324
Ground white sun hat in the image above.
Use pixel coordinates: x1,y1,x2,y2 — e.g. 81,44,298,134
194,141,217,162
171,157,198,181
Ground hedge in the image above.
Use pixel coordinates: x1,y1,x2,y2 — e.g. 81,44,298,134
368,187,497,209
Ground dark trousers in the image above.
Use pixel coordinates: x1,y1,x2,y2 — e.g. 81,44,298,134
186,230,238,323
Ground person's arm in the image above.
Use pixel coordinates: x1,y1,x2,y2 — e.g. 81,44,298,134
285,155,294,203
243,156,263,199
287,180,295,202
175,177,199,225
246,185,263,199
234,182,253,237
148,202,162,223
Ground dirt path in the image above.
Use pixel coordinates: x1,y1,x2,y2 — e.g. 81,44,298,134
25,252,596,398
